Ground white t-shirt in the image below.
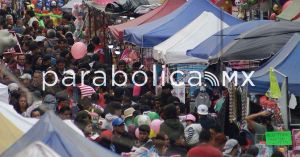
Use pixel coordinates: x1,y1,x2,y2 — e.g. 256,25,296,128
184,124,202,146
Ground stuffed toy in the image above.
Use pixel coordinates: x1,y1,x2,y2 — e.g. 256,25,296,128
0,30,17,55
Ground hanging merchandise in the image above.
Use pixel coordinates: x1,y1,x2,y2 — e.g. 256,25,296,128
36,0,43,10
57,0,64,7
241,86,248,125
228,82,237,123
277,78,288,129
214,97,225,112
119,47,140,66
45,0,51,11
289,94,297,109
266,67,281,99
72,3,85,41
260,96,283,125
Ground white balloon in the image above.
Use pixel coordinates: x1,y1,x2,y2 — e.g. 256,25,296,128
137,115,151,126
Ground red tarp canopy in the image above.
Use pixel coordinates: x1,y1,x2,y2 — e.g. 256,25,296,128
108,0,186,40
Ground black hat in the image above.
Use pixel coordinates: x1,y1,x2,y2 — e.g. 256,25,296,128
162,83,173,90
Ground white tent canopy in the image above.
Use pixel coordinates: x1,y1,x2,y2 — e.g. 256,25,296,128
13,141,61,157
0,83,9,104
0,102,37,133
0,102,84,136
61,0,82,12
153,11,229,64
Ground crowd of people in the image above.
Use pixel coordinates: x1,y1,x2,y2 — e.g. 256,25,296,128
0,3,288,157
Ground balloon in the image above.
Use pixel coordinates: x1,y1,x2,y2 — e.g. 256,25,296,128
149,129,156,138
71,42,87,59
135,128,139,138
150,119,162,134
148,112,160,121
134,115,140,127
270,13,277,20
138,115,151,126
282,0,292,11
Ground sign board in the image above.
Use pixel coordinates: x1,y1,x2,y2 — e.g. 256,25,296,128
256,144,273,157
266,131,292,146
175,64,207,97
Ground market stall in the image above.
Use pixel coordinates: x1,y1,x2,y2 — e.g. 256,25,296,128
208,21,300,64
124,0,241,47
1,112,119,157
108,0,185,40
153,11,231,64
186,20,272,61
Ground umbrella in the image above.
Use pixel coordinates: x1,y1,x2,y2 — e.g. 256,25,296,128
209,21,300,63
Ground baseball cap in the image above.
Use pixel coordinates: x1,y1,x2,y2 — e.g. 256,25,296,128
100,130,113,140
124,107,135,119
223,139,239,154
8,83,19,92
19,73,32,80
35,36,46,42
197,104,208,115
64,69,75,76
112,118,124,126
185,114,196,122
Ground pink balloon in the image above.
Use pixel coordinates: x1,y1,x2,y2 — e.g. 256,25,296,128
150,119,162,134
270,13,277,20
282,0,293,11
71,42,87,59
135,128,139,139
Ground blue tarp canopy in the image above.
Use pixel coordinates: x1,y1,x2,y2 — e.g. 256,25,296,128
208,21,300,63
124,0,241,47
1,112,119,157
249,33,300,96
186,20,273,60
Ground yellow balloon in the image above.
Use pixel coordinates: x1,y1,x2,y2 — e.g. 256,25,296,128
149,129,156,138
